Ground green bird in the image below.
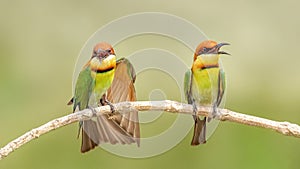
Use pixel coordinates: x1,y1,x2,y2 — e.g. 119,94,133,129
68,42,140,153
184,40,229,145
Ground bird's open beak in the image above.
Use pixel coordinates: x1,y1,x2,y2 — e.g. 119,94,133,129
216,43,230,55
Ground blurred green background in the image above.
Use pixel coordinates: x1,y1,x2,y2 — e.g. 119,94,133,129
1,0,300,169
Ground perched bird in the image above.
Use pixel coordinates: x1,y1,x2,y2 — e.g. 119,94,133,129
184,40,229,145
68,42,140,153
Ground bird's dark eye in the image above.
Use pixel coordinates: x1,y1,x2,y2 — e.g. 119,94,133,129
92,51,97,57
203,47,207,52
106,49,111,53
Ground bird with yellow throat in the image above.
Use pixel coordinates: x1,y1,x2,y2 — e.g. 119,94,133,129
184,40,229,145
68,42,140,153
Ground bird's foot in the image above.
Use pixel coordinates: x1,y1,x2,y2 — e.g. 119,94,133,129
88,106,98,117
192,102,200,122
212,105,220,119
88,106,97,122
105,99,115,114
100,97,115,113
192,102,198,117
207,105,218,122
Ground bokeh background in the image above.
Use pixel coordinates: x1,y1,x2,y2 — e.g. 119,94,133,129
1,0,300,169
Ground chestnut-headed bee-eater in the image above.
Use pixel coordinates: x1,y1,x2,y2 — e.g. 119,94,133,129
68,42,140,153
184,40,229,145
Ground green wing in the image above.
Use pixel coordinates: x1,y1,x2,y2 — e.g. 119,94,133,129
73,67,94,112
184,69,193,104
216,69,226,107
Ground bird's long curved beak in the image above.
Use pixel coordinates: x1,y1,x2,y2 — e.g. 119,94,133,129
217,43,230,55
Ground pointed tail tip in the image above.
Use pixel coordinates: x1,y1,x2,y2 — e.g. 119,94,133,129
191,140,207,146
191,116,207,146
191,142,200,146
80,128,98,153
80,143,97,153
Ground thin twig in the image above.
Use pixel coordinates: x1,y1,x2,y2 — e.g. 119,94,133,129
0,100,299,160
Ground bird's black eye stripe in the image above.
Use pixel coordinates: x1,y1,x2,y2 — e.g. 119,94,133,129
92,51,97,57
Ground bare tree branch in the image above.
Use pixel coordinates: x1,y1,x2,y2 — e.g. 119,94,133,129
1,100,299,160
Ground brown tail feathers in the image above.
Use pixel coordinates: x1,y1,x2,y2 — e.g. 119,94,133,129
191,116,207,145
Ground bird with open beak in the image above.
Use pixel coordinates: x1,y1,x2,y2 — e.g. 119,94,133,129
184,40,229,145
